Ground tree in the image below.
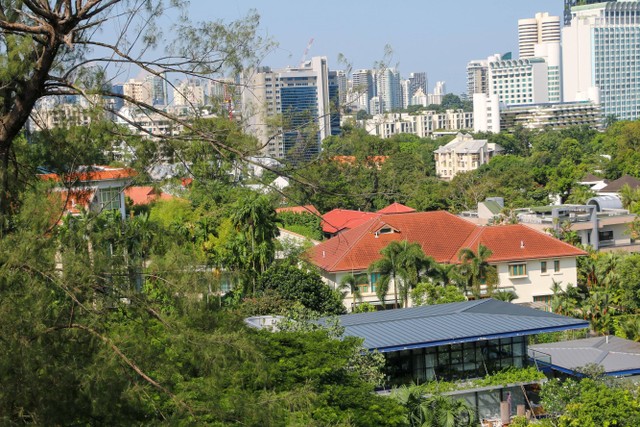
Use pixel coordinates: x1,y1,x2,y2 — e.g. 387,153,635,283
370,241,405,308
341,273,369,308
392,385,475,427
457,244,498,299
0,1,271,224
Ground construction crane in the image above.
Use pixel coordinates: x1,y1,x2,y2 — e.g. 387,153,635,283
300,37,314,67
223,83,233,121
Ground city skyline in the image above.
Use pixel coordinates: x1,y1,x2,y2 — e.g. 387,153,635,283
186,0,562,94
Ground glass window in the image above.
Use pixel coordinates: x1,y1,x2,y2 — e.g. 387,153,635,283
509,264,527,277
541,261,547,274
97,187,121,211
554,260,561,273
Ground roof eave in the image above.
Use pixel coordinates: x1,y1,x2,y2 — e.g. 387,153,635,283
364,322,590,353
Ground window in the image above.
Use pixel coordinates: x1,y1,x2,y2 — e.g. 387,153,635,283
97,187,121,211
509,263,527,277
554,260,561,273
541,261,547,274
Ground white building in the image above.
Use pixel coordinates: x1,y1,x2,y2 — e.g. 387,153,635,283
488,55,550,106
173,78,206,108
518,12,561,59
122,78,152,106
376,68,402,112
472,93,501,133
363,110,473,139
434,133,502,180
428,81,446,105
562,1,640,120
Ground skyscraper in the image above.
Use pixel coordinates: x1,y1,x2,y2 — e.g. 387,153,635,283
518,12,561,59
408,72,428,99
376,68,402,112
467,59,489,98
350,69,374,113
564,0,616,25
563,1,640,120
242,57,333,161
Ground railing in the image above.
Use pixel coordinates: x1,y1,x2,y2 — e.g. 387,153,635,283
527,348,552,371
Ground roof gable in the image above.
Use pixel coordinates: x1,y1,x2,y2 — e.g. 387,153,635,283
377,202,416,214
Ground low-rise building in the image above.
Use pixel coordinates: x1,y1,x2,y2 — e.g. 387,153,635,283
434,133,502,180
362,110,473,139
307,210,586,310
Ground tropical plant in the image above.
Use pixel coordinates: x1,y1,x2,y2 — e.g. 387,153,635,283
392,385,475,427
492,290,518,302
341,273,369,308
457,244,498,299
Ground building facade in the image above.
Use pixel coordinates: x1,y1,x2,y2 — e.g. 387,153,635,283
363,110,473,139
518,12,561,59
241,57,333,161
563,1,640,120
434,133,502,180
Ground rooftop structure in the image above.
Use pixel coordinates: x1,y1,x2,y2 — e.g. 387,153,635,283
530,335,640,377
518,12,561,59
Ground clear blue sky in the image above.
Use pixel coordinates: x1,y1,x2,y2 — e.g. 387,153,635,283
185,0,563,94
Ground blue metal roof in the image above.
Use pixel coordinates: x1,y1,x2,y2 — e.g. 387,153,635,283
337,299,589,352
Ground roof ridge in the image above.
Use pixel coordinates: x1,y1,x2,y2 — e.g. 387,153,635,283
513,223,588,255
325,214,383,271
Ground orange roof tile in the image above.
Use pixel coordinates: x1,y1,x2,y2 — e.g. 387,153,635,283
40,166,137,183
124,186,173,206
321,209,379,234
308,212,586,273
377,202,416,214
276,205,321,216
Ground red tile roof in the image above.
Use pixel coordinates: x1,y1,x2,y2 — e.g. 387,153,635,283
40,166,137,183
308,212,586,273
377,202,416,214
124,186,173,206
55,189,96,215
276,205,321,216
321,209,379,234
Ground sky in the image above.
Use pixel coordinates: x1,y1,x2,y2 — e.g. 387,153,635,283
182,0,564,94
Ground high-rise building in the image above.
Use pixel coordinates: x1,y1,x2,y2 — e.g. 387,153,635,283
173,78,206,107
488,54,550,106
467,59,490,98
401,79,411,109
122,78,152,106
241,57,333,161
518,12,561,59
408,72,428,99
144,73,168,107
564,0,616,25
563,1,640,120
428,81,446,105
376,68,402,112
328,71,343,137
350,69,374,113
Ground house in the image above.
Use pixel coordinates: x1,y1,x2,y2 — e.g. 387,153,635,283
598,174,640,196
322,202,415,238
124,186,173,206
307,211,586,309
275,205,321,216
529,336,640,378
433,133,503,181
41,166,137,220
334,299,589,419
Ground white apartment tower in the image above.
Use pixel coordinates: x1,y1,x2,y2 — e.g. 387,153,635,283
241,57,332,161
518,12,561,59
350,69,374,113
376,68,402,112
563,1,640,120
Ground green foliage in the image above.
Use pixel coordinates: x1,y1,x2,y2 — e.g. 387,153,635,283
391,386,475,427
258,262,346,315
277,210,323,240
411,283,466,306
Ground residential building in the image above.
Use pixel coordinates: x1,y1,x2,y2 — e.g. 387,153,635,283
363,110,473,139
40,166,137,220
410,88,428,107
30,99,95,131
144,73,168,107
563,1,640,120
350,69,374,113
376,68,402,112
408,72,428,100
322,202,414,238
124,186,174,206
122,78,152,106
493,100,603,132
473,93,501,133
434,133,502,180
597,174,640,197
241,57,333,161
467,59,490,98
428,81,446,105
564,0,617,25
328,71,343,137
518,12,561,59
400,79,411,109
307,210,586,309
173,78,206,108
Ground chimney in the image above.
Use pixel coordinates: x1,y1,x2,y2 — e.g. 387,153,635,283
322,250,326,258
520,240,525,249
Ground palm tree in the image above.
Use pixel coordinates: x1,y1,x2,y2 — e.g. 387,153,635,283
375,275,390,309
392,386,475,427
492,290,518,302
457,244,498,299
340,273,368,308
370,241,404,308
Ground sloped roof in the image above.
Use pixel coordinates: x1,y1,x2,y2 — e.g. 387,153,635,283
599,175,640,193
276,205,321,216
321,209,379,234
55,188,96,215
453,224,587,263
40,166,137,183
336,299,589,352
124,186,173,206
580,173,605,183
433,133,488,154
377,202,416,214
530,336,640,376
309,212,586,272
